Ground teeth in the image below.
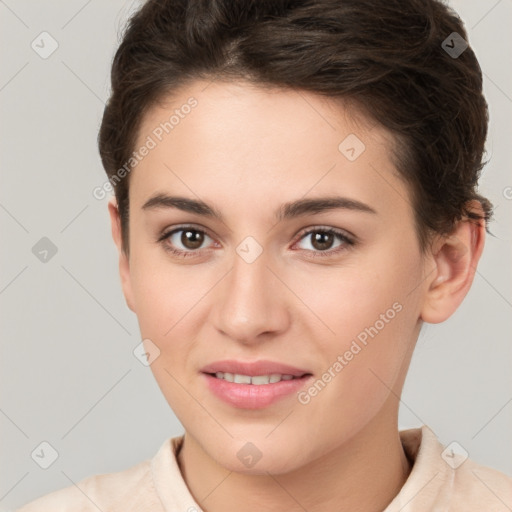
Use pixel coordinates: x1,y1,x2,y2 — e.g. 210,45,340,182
213,372,297,384
234,374,251,384
251,375,270,385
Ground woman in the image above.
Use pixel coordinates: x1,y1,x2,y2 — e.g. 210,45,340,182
18,0,512,510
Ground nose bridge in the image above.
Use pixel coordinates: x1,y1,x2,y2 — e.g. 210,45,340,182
212,245,289,342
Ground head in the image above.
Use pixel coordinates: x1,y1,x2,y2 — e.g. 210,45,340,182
98,0,492,473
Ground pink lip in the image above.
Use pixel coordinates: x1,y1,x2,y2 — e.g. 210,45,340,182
200,359,310,377
200,359,313,409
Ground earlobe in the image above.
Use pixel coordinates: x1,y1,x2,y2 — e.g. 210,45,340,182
420,205,486,324
107,197,136,313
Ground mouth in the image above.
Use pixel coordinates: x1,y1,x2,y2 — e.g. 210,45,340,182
204,371,312,385
200,359,312,379
200,362,314,409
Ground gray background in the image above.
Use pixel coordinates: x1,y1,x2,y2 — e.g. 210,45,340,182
1,0,511,509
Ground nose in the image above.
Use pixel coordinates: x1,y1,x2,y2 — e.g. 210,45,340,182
211,249,291,345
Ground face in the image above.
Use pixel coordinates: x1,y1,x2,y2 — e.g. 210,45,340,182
112,80,433,474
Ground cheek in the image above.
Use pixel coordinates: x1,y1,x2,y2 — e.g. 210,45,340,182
129,248,210,333
300,245,421,382
130,260,208,413
294,276,418,444
291,259,405,340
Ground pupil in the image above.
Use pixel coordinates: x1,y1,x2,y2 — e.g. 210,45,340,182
182,230,203,249
312,232,333,251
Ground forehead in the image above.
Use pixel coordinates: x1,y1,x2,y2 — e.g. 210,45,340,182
130,80,410,222
136,79,381,154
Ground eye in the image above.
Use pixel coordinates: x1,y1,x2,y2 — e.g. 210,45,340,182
157,225,356,259
157,226,215,258
293,227,355,258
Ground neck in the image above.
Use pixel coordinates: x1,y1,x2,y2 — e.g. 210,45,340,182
177,407,412,512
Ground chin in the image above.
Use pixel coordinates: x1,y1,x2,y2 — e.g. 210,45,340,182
205,436,307,475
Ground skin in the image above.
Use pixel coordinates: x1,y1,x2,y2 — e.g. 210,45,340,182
108,80,485,512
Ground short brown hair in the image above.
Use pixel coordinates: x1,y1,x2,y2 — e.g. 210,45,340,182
98,0,493,256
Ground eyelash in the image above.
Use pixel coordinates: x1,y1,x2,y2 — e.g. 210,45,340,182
157,225,356,259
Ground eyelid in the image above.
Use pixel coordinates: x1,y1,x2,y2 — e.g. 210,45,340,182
290,225,356,258
293,224,355,244
157,223,214,242
158,223,356,258
157,224,218,255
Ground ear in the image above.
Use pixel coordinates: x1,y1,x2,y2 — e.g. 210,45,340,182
108,197,136,312
420,200,486,324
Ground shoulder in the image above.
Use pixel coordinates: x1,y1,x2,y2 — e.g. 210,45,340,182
449,455,512,511
15,439,173,512
393,426,512,511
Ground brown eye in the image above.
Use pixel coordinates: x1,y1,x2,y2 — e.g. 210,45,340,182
294,227,355,258
160,227,213,254
179,229,204,249
310,231,335,251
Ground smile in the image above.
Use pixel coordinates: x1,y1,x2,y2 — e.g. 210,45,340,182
210,372,302,384
202,372,313,409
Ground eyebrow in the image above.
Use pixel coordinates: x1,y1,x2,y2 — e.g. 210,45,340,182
141,194,377,221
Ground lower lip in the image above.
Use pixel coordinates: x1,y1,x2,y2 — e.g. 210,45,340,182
202,373,313,409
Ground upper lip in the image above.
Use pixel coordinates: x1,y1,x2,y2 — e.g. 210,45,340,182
201,360,311,377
